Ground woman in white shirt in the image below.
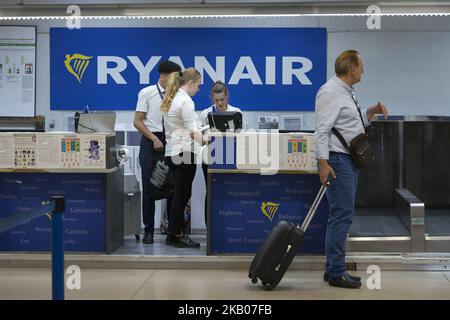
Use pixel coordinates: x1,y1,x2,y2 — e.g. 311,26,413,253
160,68,203,248
199,81,243,227
199,80,242,127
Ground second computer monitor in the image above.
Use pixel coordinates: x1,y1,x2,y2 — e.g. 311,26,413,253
77,111,116,133
207,111,242,132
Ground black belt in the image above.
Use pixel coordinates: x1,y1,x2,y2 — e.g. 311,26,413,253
329,151,350,156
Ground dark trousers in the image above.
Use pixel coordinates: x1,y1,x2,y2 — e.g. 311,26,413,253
139,133,172,234
202,163,208,227
167,152,197,236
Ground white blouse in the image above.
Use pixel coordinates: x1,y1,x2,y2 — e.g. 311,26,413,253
163,88,201,157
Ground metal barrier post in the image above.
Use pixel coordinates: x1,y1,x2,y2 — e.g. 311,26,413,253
51,196,65,300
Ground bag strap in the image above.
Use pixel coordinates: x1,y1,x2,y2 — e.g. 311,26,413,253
332,93,367,151
351,94,368,133
156,82,164,100
332,128,351,151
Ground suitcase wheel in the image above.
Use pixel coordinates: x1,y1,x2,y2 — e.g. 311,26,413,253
262,283,275,291
135,234,140,241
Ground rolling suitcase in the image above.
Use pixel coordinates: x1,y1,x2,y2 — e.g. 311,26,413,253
248,183,328,290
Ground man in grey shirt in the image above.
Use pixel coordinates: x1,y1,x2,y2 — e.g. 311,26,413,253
314,50,388,288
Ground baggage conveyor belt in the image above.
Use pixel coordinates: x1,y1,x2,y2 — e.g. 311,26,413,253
425,209,450,236
349,208,410,237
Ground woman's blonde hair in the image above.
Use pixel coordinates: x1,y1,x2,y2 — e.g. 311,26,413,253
160,68,201,113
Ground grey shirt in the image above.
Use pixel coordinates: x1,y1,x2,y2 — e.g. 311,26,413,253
314,75,371,160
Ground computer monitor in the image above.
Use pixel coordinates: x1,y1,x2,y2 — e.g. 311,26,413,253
77,111,116,133
207,111,242,132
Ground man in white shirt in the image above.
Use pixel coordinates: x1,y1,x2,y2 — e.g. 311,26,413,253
134,60,182,244
314,50,388,288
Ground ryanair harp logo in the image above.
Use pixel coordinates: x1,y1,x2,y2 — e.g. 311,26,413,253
261,202,280,222
64,53,93,83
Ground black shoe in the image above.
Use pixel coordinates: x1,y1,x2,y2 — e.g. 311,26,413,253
166,235,175,245
323,271,361,282
172,235,200,248
328,274,361,289
142,232,154,244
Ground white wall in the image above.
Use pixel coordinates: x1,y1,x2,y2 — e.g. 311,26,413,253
3,14,450,230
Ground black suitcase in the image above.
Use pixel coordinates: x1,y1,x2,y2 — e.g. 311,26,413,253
248,183,328,290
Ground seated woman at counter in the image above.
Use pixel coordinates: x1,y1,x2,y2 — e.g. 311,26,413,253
199,81,243,128
199,81,243,226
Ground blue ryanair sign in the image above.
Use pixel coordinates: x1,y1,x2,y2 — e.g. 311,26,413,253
50,28,326,111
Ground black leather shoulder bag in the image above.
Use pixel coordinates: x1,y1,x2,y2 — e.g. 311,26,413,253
332,97,375,169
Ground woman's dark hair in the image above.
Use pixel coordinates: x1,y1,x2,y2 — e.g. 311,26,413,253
211,80,228,97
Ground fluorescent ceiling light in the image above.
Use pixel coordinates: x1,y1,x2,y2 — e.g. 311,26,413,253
1,12,450,20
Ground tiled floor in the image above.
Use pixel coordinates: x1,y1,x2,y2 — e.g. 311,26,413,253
0,268,449,300
2,234,449,300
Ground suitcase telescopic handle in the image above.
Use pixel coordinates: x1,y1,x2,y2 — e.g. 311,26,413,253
300,182,329,233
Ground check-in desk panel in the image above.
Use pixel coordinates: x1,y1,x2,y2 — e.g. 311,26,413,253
206,132,329,255
0,132,123,253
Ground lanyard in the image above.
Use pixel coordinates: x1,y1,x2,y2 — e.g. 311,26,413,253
156,83,164,100
156,83,165,134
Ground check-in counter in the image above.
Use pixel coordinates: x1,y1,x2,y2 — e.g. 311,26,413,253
206,132,329,255
0,132,124,253
206,122,447,256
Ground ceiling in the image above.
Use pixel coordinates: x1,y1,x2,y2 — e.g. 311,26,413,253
1,1,449,16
